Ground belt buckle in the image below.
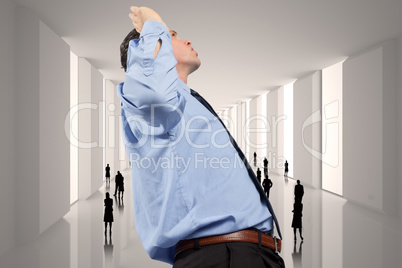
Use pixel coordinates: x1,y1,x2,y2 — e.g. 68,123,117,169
274,236,279,254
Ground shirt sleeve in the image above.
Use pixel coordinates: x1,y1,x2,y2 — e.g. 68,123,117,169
118,20,185,136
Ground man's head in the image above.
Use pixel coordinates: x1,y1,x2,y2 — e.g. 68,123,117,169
169,30,201,78
297,180,300,184
120,28,201,80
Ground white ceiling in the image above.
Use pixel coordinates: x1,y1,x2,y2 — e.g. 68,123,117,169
11,0,402,111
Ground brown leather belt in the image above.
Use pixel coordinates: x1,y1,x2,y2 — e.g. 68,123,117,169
175,229,281,257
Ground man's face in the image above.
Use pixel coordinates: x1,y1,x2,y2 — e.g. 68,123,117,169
169,30,201,74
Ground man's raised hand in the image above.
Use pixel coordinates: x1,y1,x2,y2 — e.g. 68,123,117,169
129,6,166,33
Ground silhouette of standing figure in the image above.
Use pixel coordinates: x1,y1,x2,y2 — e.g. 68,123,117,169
294,180,304,203
253,152,257,167
104,192,113,235
263,157,268,176
114,171,122,196
262,174,273,198
284,160,289,177
105,164,111,185
256,168,262,184
291,200,303,241
118,173,124,199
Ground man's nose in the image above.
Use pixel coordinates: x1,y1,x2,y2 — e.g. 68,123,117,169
185,40,192,46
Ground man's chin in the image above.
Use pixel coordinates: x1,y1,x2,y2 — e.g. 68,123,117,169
190,61,201,74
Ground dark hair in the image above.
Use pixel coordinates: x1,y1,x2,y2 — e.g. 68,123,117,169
120,28,140,72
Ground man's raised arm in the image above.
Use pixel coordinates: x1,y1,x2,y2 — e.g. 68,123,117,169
118,6,185,136
129,6,167,59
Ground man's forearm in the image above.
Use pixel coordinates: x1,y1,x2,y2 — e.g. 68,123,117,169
129,6,167,58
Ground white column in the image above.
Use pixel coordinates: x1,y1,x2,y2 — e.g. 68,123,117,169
277,87,285,173
247,97,259,163
0,0,16,256
322,62,343,195
90,66,103,189
39,20,71,233
78,58,92,199
229,105,237,141
77,58,103,199
293,72,322,188
105,80,117,177
15,6,70,245
266,90,282,173
116,87,126,171
283,84,294,178
398,36,402,219
70,52,79,204
343,40,397,215
238,101,247,153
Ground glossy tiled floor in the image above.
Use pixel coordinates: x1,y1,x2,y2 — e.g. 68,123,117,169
1,168,401,268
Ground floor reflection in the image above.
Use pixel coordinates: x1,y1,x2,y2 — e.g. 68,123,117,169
292,240,303,268
104,234,113,268
1,169,402,267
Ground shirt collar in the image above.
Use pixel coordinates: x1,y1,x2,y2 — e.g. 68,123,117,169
177,79,191,93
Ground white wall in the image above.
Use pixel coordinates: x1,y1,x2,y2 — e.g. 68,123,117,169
382,41,397,216
229,106,237,140
0,0,16,257
322,62,343,195
223,107,236,138
117,88,127,171
39,20,70,234
293,72,322,188
78,58,92,199
247,97,259,162
91,66,103,191
105,80,124,175
105,80,117,177
398,36,402,219
256,94,266,168
15,6,70,245
70,52,79,204
283,84,294,178
343,40,397,215
277,87,285,173
237,101,247,154
266,90,281,173
78,58,104,199
15,4,40,247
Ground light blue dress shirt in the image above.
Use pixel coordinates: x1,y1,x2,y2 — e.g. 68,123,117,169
117,20,274,265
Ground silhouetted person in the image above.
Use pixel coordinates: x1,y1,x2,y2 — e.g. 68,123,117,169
256,168,262,184
294,180,304,203
118,173,124,199
262,175,273,198
284,160,289,177
253,152,257,167
114,171,122,196
105,164,111,185
104,192,114,235
263,157,268,176
291,200,303,241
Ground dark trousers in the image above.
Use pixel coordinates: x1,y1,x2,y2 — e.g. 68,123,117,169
173,241,285,268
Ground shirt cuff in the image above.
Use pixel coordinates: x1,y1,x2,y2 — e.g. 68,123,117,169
140,20,168,37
